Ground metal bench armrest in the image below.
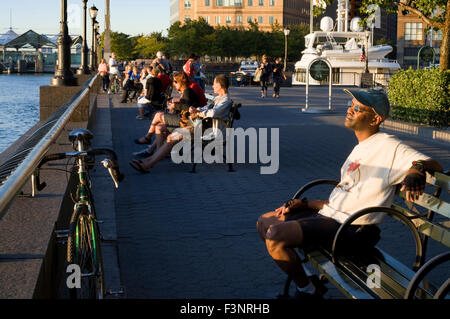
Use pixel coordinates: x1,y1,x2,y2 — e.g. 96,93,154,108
331,207,423,270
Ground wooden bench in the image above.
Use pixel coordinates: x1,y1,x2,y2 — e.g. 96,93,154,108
190,96,241,173
282,171,450,299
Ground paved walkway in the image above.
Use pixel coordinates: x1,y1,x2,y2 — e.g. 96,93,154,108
94,85,449,299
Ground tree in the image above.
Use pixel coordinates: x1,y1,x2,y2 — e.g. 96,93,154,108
133,32,167,59
361,1,449,70
315,0,449,70
110,32,135,60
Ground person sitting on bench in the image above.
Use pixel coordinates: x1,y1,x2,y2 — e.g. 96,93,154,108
256,88,443,299
129,74,231,174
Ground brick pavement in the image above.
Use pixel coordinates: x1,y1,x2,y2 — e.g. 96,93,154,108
97,85,449,299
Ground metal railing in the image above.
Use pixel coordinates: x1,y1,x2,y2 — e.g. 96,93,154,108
0,74,98,220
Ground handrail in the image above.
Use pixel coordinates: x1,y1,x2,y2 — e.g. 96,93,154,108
0,74,98,220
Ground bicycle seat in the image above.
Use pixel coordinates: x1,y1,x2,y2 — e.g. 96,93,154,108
69,128,94,143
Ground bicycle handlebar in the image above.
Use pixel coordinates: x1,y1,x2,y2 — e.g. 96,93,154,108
36,148,124,190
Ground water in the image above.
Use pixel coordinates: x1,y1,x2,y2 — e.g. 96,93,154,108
0,73,53,154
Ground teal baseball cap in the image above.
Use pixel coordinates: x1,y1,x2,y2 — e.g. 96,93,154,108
344,88,390,120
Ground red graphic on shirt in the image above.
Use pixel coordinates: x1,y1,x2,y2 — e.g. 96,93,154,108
347,160,360,174
340,159,361,192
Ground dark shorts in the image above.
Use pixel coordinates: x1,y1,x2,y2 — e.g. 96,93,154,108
286,209,380,251
164,113,180,133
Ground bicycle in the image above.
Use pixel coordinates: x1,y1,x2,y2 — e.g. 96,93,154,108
35,128,124,299
110,73,121,94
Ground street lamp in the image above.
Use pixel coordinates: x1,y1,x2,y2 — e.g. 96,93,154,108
364,29,370,73
77,0,90,75
283,28,290,72
51,0,77,86
89,5,98,71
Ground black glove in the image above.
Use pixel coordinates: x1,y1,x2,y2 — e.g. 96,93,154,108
401,173,426,193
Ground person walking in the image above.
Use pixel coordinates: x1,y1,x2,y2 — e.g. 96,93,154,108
272,57,286,98
97,58,109,92
258,54,272,98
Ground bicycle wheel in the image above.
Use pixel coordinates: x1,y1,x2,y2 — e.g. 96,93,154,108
67,205,105,299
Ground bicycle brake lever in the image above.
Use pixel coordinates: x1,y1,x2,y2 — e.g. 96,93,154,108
101,159,121,188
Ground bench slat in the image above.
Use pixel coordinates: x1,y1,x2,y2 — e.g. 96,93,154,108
392,204,450,247
306,250,375,299
426,171,450,192
397,192,450,219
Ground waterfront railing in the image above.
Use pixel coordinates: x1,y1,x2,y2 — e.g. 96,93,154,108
0,74,98,220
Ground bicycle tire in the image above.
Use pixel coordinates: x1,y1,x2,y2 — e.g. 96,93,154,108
67,205,105,299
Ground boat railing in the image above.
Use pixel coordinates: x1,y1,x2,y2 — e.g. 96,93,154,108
0,74,98,220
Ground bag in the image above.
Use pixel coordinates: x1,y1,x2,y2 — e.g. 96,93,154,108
253,68,262,82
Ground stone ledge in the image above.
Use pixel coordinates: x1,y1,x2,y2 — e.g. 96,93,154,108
381,119,450,145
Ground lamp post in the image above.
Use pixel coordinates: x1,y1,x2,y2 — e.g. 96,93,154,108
364,29,370,73
77,0,90,75
89,5,98,71
283,28,290,72
51,0,77,86
94,23,99,68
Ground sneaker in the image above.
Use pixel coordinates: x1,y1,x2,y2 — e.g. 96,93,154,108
133,148,154,158
277,275,328,300
272,93,276,98
295,275,328,299
261,93,265,98
108,89,112,95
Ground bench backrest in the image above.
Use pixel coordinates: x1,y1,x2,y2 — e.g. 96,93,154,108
391,171,450,261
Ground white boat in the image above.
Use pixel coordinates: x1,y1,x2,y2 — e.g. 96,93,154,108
292,2,400,87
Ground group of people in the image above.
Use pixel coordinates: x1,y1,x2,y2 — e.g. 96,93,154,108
97,51,173,105
256,55,287,99
129,72,231,174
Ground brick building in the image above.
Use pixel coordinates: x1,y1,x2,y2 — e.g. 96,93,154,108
396,10,442,69
171,0,311,31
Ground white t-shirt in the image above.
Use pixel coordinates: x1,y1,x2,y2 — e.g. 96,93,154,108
109,57,119,74
319,132,430,225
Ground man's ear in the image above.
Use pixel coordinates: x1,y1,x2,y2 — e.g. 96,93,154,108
371,114,384,126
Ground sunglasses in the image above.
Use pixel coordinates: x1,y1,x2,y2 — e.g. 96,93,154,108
349,102,373,114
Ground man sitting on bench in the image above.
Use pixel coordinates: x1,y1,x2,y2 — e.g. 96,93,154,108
256,88,443,299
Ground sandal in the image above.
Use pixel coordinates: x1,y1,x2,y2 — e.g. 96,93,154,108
134,135,152,144
129,160,150,174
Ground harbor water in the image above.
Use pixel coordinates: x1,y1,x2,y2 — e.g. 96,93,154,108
0,73,53,154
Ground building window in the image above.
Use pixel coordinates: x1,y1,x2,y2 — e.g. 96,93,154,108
184,15,191,21
216,0,242,6
259,0,264,6
205,0,210,5
269,16,274,24
204,16,210,23
237,15,243,24
215,16,221,24
226,16,232,23
269,0,274,5
248,0,253,5
405,22,422,41
258,16,263,23
184,0,191,9
247,16,253,23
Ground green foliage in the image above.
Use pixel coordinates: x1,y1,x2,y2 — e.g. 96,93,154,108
133,32,167,59
388,68,450,127
110,32,136,60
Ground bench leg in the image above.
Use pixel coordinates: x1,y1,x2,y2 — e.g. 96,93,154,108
227,163,235,172
190,163,197,173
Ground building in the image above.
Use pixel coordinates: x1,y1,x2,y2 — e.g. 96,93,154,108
172,0,310,31
396,9,442,69
170,0,180,25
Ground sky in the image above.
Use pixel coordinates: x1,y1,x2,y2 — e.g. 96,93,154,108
0,0,170,37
